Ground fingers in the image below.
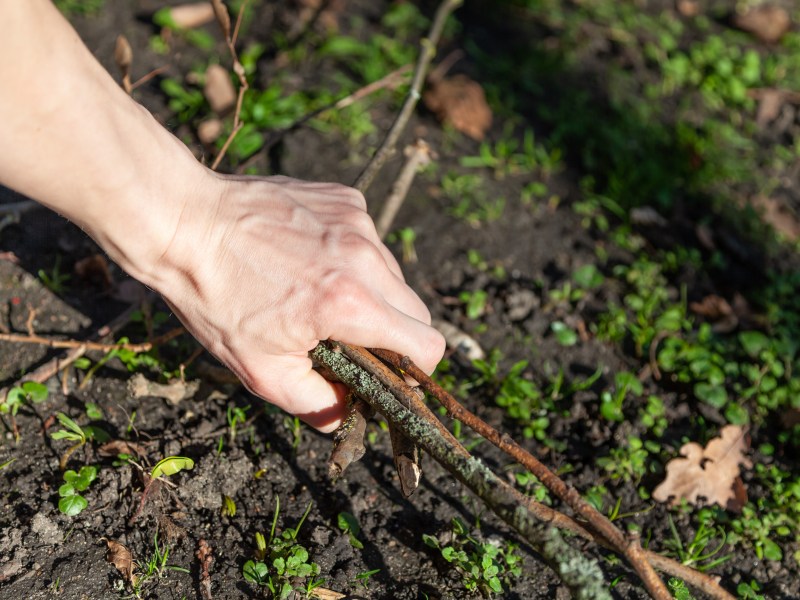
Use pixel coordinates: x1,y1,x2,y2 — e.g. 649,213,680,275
326,297,445,375
251,355,349,433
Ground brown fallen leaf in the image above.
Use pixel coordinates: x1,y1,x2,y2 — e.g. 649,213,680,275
310,589,346,600
653,425,752,512
114,35,133,94
751,194,800,241
74,253,113,291
690,294,738,333
423,74,492,141
102,538,136,585
166,2,215,29
98,440,148,459
204,64,236,115
733,4,791,43
128,373,200,405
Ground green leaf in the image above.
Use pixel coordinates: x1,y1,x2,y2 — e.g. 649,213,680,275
58,494,88,516
242,560,268,584
58,482,76,497
551,321,578,346
337,511,360,536
422,534,440,549
55,413,85,439
82,425,110,443
762,539,782,561
151,456,194,479
21,382,48,403
73,357,91,370
272,556,286,575
573,264,604,289
50,430,83,442
85,402,103,420
488,576,503,593
694,383,728,408
739,331,770,358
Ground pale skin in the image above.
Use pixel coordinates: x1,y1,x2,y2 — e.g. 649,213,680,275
0,0,445,432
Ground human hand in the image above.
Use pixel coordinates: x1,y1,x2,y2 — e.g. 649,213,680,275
152,173,445,432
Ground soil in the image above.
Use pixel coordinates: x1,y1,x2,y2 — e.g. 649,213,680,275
1,1,799,599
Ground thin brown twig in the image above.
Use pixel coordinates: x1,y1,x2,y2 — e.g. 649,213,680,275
209,0,249,171
373,349,736,600
130,65,169,91
353,0,462,192
0,327,184,354
375,140,432,240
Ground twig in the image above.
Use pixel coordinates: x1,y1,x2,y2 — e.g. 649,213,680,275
130,66,169,91
375,140,432,240
209,0,249,171
373,349,735,600
313,341,612,599
353,0,462,192
260,65,412,154
0,327,184,353
0,302,145,403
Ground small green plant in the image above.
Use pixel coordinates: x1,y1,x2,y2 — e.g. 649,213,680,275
460,126,561,179
460,289,489,320
736,580,766,600
242,497,321,599
663,513,731,571
423,517,522,596
51,412,109,469
58,465,97,516
353,569,380,590
550,321,578,346
54,0,104,16
599,371,642,422
1,381,48,416
38,255,70,294
596,436,658,484
667,577,696,600
337,511,364,549
222,494,237,518
131,532,190,597
227,403,249,443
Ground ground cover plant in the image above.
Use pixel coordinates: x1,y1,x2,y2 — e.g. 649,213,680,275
1,0,800,598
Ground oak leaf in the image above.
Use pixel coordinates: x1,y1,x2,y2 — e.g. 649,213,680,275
733,5,791,43
102,538,136,585
423,75,492,141
652,425,751,512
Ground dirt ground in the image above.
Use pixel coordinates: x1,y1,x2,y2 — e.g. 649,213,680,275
1,1,799,599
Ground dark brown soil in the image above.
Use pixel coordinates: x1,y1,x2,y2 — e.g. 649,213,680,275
1,1,799,599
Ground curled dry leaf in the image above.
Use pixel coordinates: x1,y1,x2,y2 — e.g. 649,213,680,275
751,194,800,241
102,538,136,585
198,118,224,145
128,373,200,405
204,64,236,114
733,4,791,43
423,75,492,141
114,34,132,72
210,0,231,40
98,439,148,459
653,425,752,512
74,253,113,290
689,294,738,334
167,2,215,29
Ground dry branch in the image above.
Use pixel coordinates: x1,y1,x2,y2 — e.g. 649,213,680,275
353,0,462,191
375,139,432,240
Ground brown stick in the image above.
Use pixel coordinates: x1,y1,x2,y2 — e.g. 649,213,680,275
373,349,736,600
0,327,184,354
375,140,432,240
353,0,462,191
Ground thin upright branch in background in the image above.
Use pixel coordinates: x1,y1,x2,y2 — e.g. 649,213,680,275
209,0,250,171
353,0,463,192
375,140,432,240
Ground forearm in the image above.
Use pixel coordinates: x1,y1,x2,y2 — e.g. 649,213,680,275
0,0,214,285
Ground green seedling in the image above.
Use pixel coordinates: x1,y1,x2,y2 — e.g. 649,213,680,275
152,8,215,50
242,497,321,599
284,415,303,452
51,412,109,470
667,578,696,600
551,321,578,346
423,516,522,596
1,381,48,441
599,371,642,422
737,580,766,600
222,495,237,518
38,255,70,294
58,465,98,516
131,532,190,598
663,514,731,571
459,289,489,320
227,403,249,443
354,569,380,590
129,456,195,525
596,436,658,484
337,511,364,549
0,458,17,471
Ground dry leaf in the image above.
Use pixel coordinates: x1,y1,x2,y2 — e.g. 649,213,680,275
423,75,492,141
630,206,667,227
210,0,231,40
128,373,200,405
74,254,113,290
733,5,791,43
690,294,738,333
204,64,236,114
310,589,346,600
653,425,752,512
98,440,148,458
114,35,133,93
102,538,136,585
167,3,215,29
676,0,699,17
198,118,224,145
751,194,800,241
